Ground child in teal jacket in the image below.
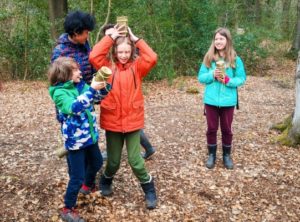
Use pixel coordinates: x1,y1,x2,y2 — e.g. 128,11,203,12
198,27,246,170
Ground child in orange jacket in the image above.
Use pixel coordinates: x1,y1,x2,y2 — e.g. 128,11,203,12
99,23,156,161
89,25,158,209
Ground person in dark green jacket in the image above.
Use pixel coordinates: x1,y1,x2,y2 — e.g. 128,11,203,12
198,27,246,170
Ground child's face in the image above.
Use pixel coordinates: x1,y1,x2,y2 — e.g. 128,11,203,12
214,33,227,51
72,30,89,45
116,42,132,64
71,65,82,83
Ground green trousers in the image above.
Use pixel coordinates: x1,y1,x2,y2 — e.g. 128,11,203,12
104,130,150,183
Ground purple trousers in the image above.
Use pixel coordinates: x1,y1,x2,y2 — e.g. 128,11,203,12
205,104,235,146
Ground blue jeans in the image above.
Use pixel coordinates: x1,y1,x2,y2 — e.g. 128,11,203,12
140,129,153,152
64,143,103,208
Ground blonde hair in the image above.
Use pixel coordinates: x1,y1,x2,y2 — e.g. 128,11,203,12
203,27,236,68
112,36,136,62
48,57,78,86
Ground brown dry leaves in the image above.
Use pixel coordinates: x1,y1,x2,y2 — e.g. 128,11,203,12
1,65,300,221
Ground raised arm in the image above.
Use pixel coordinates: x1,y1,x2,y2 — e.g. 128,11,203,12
89,36,114,70
128,27,157,78
52,81,106,115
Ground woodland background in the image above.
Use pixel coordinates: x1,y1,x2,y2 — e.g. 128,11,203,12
0,0,299,81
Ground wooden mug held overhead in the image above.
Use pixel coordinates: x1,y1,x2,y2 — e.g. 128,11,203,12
116,16,128,35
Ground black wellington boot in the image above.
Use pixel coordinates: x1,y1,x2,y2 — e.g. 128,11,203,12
206,145,217,169
141,177,157,209
223,145,234,169
99,174,113,196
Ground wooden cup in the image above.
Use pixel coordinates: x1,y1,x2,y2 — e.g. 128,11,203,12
116,16,128,34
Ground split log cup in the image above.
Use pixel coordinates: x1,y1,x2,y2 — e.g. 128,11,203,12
116,16,128,35
56,147,68,158
216,60,226,80
94,66,112,82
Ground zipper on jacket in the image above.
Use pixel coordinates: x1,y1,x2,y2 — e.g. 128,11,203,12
111,66,117,90
130,67,137,89
120,70,124,132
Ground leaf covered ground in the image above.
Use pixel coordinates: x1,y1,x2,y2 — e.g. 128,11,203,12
1,59,300,221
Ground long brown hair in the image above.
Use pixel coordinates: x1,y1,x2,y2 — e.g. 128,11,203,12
112,36,136,62
203,27,236,68
48,57,78,86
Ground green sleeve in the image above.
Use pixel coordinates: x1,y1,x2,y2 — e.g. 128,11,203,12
52,89,75,114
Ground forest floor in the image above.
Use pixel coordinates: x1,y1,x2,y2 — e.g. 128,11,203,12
1,58,300,222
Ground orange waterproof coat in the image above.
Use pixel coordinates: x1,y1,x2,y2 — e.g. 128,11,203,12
89,36,157,132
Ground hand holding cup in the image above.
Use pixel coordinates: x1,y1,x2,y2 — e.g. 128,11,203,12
91,79,106,90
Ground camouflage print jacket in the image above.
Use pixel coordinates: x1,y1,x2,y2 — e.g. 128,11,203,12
49,80,107,150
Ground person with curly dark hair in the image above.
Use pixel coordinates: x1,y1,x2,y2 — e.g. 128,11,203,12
51,10,96,84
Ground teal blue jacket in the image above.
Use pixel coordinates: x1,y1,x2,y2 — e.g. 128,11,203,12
198,56,246,107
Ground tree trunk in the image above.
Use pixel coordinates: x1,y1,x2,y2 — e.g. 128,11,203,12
96,0,111,43
275,51,300,146
282,0,292,38
90,0,94,15
216,0,225,26
48,0,68,40
292,0,300,51
255,0,261,25
23,0,29,80
288,52,300,143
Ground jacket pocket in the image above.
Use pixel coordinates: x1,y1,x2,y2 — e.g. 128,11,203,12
131,100,144,123
132,100,144,109
100,100,118,127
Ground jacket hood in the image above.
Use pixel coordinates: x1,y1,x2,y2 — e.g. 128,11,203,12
49,80,74,98
57,33,71,45
57,33,90,49
49,80,87,98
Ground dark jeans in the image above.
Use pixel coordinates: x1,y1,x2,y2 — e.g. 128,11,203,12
140,129,153,151
205,104,235,146
64,143,103,208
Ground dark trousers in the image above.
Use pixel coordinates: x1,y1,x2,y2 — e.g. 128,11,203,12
64,143,103,208
205,104,235,146
140,129,153,151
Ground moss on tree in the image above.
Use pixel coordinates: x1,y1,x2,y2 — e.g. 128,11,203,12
271,114,292,132
271,113,300,147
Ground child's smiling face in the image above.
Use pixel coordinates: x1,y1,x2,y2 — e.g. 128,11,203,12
214,33,227,51
71,64,82,83
116,42,132,64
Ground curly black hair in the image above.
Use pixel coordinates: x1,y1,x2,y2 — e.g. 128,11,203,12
64,10,96,36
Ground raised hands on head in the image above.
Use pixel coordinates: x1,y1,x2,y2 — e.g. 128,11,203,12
110,25,127,40
127,27,139,42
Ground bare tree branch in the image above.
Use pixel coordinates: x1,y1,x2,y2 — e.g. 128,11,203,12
96,0,112,42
